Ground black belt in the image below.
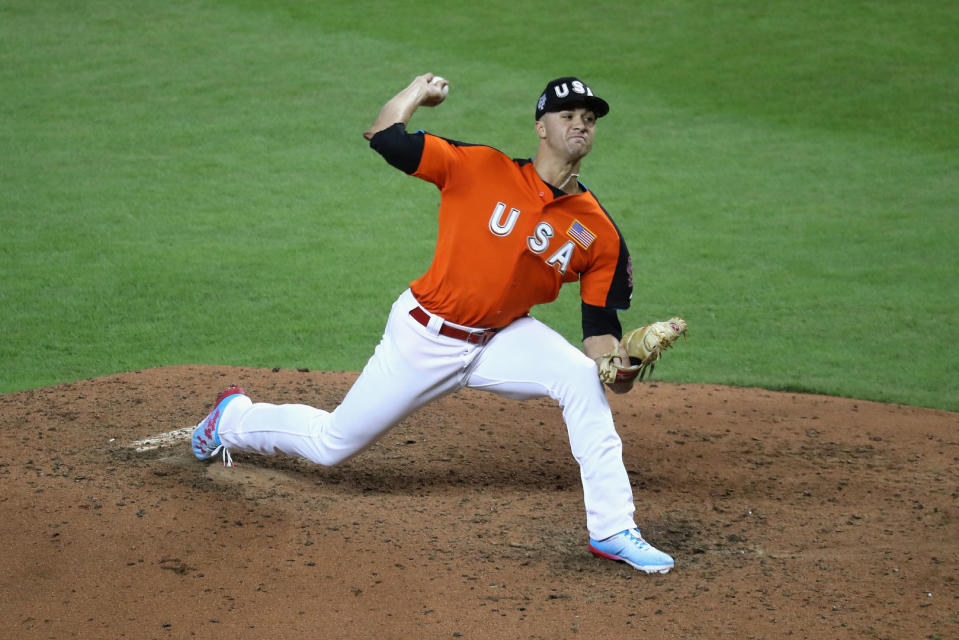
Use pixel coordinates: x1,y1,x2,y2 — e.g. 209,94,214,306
409,306,499,345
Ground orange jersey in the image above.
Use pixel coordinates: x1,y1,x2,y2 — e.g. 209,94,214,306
381,130,632,329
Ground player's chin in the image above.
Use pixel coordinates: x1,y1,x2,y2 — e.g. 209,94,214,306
566,140,592,158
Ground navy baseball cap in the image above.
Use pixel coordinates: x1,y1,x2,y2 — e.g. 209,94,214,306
535,77,610,120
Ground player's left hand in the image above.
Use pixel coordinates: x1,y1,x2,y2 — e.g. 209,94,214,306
596,351,641,387
596,317,688,386
620,317,688,381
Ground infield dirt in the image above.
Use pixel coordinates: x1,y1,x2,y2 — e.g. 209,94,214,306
1,365,956,639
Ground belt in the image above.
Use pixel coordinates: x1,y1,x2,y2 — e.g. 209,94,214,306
409,306,498,345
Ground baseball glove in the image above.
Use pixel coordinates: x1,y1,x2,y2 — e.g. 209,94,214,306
596,317,688,384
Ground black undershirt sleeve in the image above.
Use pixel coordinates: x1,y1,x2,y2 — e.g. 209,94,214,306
581,302,623,341
369,123,425,174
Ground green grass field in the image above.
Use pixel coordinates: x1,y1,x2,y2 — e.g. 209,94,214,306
2,0,957,411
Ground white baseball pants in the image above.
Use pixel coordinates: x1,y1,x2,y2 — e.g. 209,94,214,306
218,289,637,539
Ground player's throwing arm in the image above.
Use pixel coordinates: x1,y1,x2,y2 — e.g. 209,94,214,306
363,73,449,141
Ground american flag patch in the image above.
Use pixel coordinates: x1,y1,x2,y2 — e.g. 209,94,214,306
567,220,596,249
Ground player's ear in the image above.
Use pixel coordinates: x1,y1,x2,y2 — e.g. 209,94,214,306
534,119,546,139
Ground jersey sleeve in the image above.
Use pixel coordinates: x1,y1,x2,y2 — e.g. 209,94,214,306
410,132,461,188
371,126,484,192
579,232,633,310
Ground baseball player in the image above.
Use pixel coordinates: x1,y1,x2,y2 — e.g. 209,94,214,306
192,74,676,573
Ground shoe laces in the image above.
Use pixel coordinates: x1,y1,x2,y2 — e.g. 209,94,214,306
210,444,234,468
623,528,650,549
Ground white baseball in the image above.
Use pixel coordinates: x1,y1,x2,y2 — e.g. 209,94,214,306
430,76,449,97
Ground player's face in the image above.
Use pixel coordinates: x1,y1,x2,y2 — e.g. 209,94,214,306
538,108,597,159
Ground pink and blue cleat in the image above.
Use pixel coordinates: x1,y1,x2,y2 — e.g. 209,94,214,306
191,385,248,467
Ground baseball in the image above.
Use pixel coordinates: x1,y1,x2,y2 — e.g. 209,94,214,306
430,76,449,97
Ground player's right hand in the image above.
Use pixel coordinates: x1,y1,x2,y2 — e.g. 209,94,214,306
418,73,449,107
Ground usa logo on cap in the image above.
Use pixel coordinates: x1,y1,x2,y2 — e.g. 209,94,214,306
535,77,610,120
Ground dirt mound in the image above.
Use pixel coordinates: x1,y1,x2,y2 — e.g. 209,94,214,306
1,365,956,639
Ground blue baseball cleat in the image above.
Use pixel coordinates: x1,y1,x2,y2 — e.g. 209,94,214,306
588,528,674,574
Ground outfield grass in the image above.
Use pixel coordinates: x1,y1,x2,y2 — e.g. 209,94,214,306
2,0,956,411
